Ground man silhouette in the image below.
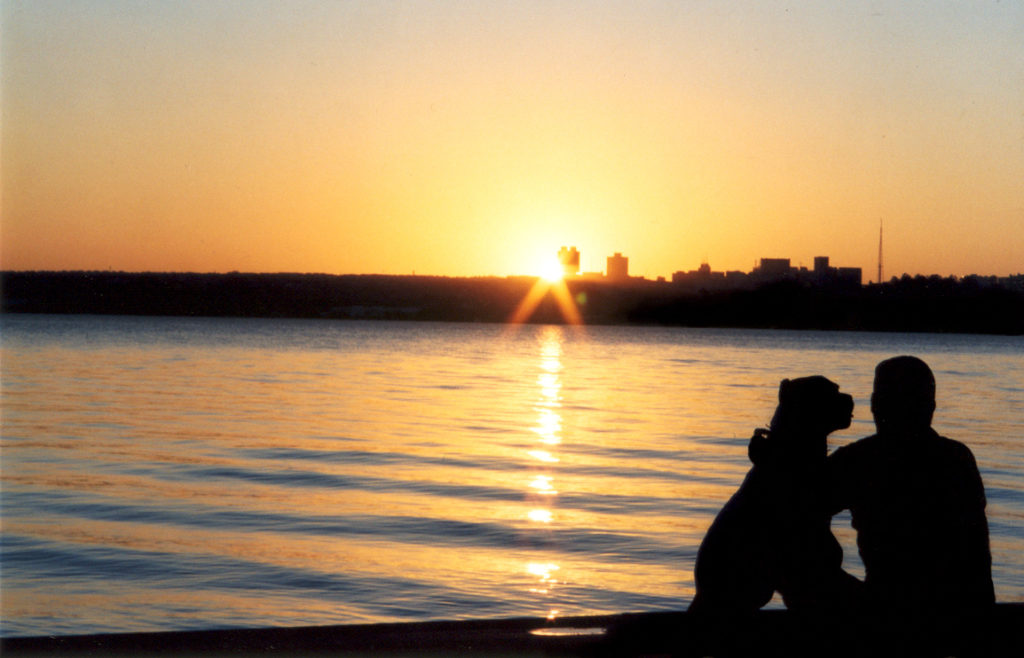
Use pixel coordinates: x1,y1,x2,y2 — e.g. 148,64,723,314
828,356,994,627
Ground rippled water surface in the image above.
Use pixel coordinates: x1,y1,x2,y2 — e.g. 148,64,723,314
2,315,1022,637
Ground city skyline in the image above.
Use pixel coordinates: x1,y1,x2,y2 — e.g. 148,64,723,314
3,2,1022,279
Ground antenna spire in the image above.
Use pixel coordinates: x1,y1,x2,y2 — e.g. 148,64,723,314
877,219,884,284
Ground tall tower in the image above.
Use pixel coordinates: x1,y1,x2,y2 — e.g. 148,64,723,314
877,220,884,284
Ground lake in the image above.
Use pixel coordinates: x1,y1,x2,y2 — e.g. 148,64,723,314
1,314,1022,637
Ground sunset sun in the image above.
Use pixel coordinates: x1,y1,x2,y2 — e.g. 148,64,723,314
538,257,564,283
508,249,582,326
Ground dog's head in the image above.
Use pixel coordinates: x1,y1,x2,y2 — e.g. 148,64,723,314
770,375,854,443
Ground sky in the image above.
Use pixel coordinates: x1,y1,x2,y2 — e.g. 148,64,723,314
3,1,1022,280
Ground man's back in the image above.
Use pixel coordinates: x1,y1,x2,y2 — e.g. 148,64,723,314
828,428,994,614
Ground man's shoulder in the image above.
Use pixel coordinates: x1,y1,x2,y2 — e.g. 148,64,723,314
928,431,980,465
931,431,971,451
828,430,976,463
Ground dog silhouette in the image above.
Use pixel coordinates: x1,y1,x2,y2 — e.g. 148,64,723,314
690,376,860,615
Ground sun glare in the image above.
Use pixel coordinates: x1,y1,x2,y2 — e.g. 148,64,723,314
507,249,583,326
539,258,564,283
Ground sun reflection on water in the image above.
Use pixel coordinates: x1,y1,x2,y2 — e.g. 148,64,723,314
529,475,558,495
535,408,561,445
528,449,559,463
528,508,553,523
524,326,567,612
527,562,560,593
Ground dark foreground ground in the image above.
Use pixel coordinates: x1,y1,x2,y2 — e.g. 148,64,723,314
3,604,1022,657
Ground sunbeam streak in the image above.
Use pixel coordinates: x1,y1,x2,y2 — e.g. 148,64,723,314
508,277,583,325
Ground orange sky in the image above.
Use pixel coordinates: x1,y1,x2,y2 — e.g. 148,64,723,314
3,2,1022,279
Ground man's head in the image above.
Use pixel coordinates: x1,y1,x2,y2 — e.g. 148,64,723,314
871,356,936,434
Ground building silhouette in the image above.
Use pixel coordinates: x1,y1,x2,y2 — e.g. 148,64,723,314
671,256,861,291
756,258,793,279
673,262,750,291
558,246,580,277
552,246,862,290
607,252,629,282
812,256,862,287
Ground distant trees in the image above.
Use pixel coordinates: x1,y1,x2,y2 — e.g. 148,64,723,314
2,271,1021,334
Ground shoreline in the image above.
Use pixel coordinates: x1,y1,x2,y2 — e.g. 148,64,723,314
3,605,1023,656
3,271,1022,335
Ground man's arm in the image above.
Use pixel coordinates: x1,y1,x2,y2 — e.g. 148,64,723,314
953,442,996,606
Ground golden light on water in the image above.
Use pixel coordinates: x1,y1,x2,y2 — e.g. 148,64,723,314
529,475,558,496
528,562,560,583
524,327,565,611
536,406,561,445
539,372,560,397
528,509,553,523
528,562,558,577
528,450,559,463
535,333,564,446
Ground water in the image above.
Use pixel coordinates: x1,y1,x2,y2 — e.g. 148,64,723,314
1,314,1022,637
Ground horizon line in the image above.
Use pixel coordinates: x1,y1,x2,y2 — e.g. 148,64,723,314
3,268,1023,282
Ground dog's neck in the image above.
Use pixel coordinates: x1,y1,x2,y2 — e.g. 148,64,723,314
750,428,828,468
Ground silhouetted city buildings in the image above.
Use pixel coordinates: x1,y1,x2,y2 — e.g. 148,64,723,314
562,248,863,292
669,256,862,292
672,262,750,291
557,246,580,277
758,258,793,279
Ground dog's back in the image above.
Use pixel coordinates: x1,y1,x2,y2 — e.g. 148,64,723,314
690,463,780,613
